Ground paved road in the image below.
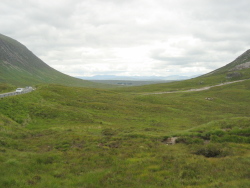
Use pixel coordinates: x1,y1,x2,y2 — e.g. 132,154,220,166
145,79,248,95
0,88,33,98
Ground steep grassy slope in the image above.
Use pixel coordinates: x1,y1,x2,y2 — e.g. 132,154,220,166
0,34,109,88
205,49,250,75
0,82,249,187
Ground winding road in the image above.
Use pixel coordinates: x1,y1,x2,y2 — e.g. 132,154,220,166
0,88,33,98
0,79,248,98
145,79,248,95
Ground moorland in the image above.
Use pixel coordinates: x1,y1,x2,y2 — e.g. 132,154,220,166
0,77,250,187
0,34,249,187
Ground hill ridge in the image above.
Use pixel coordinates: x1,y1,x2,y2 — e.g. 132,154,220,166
204,49,250,76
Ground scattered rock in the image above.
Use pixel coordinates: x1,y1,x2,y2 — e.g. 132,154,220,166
230,62,250,71
163,137,178,145
205,97,214,101
204,140,210,144
226,72,242,78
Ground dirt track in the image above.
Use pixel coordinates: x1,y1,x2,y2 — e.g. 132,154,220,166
145,79,248,95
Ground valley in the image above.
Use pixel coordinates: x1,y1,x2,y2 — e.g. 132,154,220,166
0,34,249,187
0,80,249,187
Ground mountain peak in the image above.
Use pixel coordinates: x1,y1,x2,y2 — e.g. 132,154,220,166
234,49,250,64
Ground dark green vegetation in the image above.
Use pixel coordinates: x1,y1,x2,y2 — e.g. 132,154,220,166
0,79,250,187
0,34,109,88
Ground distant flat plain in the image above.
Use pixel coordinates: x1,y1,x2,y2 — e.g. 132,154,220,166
88,79,176,86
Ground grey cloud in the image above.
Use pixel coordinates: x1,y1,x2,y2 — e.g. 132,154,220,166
0,0,249,77
192,0,250,22
150,44,245,71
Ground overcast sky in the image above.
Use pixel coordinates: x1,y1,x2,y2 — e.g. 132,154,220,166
1,0,250,77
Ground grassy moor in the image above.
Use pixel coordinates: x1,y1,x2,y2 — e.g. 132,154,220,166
0,35,249,187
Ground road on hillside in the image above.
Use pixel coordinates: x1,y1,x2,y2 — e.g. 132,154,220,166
0,88,33,98
145,79,248,95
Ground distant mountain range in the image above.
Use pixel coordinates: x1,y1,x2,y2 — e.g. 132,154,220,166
78,75,196,81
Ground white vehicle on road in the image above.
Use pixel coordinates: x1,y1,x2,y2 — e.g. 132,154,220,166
16,88,25,93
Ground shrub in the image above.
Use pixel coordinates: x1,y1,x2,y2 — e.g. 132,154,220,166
0,139,7,146
193,144,229,158
5,158,20,166
55,141,71,151
101,128,117,136
36,155,56,164
201,129,225,140
230,128,250,137
1,179,17,187
211,135,250,143
176,137,203,145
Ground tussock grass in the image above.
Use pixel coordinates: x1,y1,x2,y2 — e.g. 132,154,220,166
0,81,250,187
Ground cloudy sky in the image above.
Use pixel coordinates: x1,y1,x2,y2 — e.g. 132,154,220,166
1,0,250,78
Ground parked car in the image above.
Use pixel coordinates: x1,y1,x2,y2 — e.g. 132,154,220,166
16,88,25,93
26,86,33,90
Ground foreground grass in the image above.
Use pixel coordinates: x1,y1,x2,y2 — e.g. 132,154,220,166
0,81,250,187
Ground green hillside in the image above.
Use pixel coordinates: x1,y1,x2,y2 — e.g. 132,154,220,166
0,80,249,187
205,49,250,75
0,34,109,88
117,49,250,93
